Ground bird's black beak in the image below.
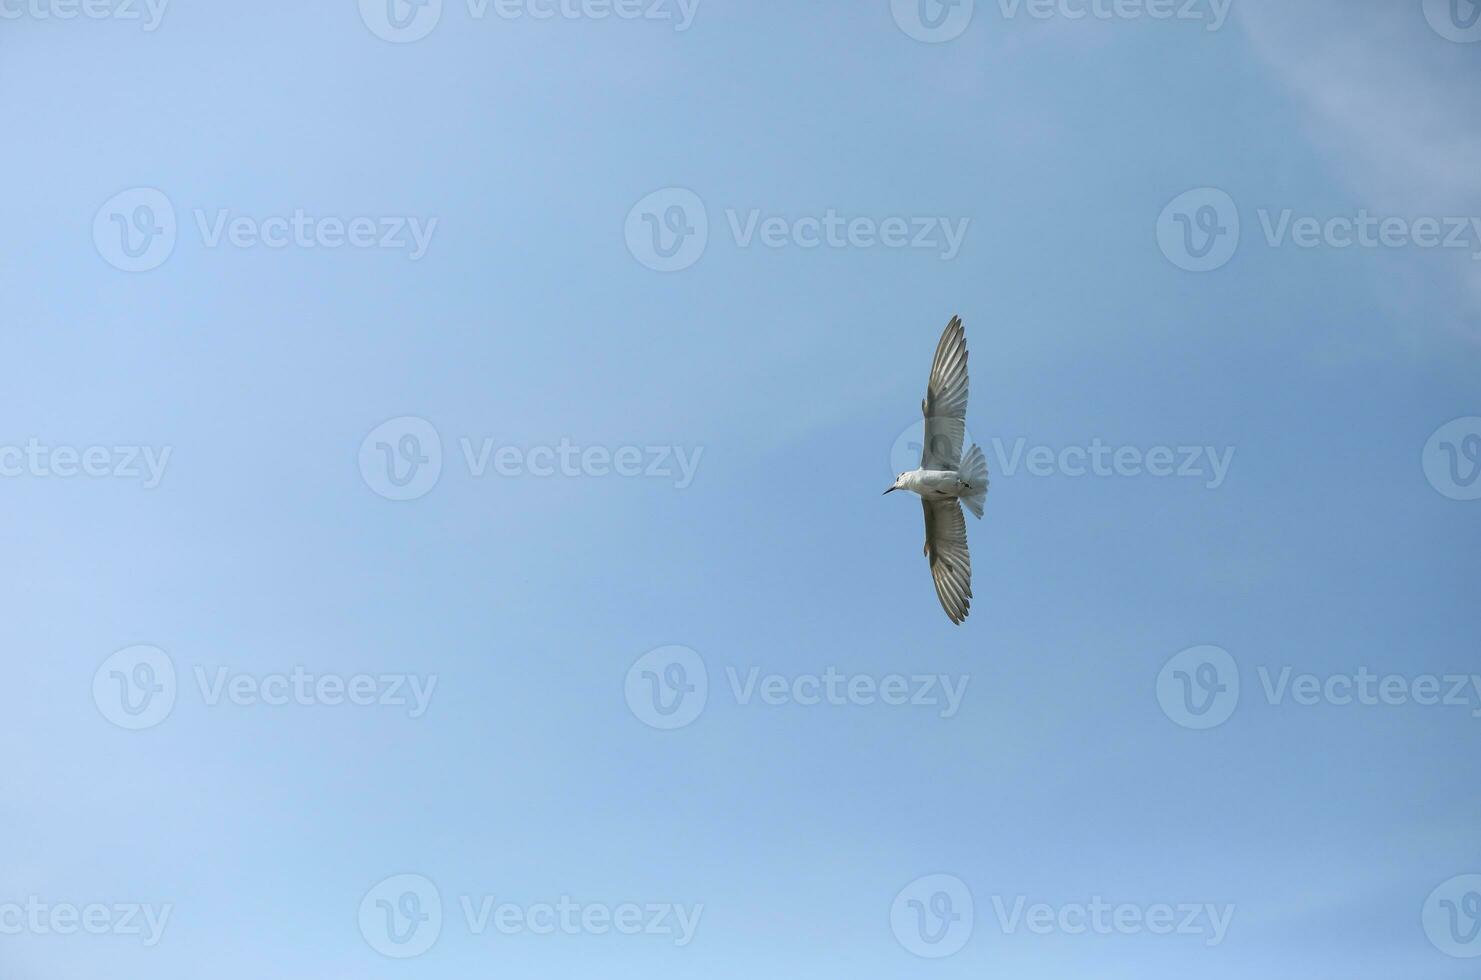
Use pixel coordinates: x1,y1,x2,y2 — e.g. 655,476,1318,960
883,486,898,495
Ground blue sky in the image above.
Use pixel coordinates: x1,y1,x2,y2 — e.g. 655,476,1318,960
2,0,1479,977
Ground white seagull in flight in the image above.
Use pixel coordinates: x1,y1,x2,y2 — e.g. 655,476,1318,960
884,315,989,625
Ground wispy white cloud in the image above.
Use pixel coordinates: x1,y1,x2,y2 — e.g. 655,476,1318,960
1237,0,1481,342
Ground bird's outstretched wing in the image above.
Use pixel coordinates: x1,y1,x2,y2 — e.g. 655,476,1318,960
921,315,968,471
922,497,972,625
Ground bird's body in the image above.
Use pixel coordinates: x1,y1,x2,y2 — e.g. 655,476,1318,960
897,468,972,497
884,315,988,625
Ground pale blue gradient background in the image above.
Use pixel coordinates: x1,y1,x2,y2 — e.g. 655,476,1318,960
2,1,1479,977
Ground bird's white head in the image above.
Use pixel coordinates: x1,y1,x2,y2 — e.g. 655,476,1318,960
883,473,906,495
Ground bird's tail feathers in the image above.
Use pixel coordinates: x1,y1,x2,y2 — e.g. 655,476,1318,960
960,444,989,519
